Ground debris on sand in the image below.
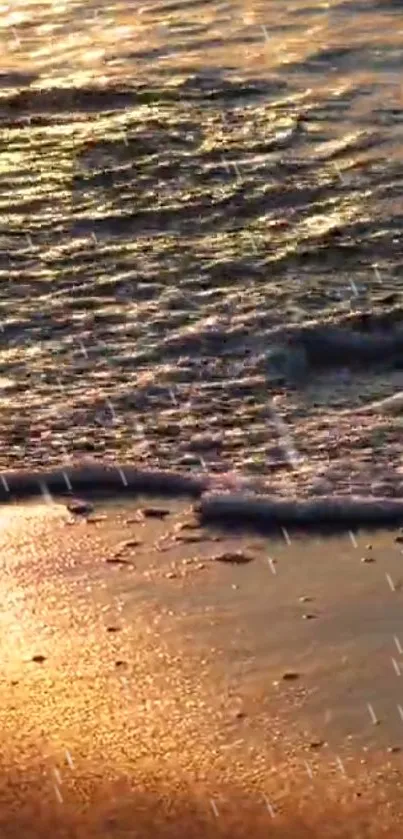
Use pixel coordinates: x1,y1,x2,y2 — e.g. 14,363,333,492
67,499,94,515
106,555,133,565
211,550,254,564
282,671,300,681
173,532,204,544
141,507,171,519
118,538,142,549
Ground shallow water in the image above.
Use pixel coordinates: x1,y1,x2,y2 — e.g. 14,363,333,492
0,0,403,497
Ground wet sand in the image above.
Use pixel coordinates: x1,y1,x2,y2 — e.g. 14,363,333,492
2,495,403,837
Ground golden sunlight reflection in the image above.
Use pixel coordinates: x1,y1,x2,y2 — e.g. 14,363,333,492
0,500,402,836
1,0,403,829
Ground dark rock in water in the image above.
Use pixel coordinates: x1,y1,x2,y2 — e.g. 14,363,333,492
265,344,308,385
188,433,222,453
265,314,403,384
379,293,398,306
289,324,403,369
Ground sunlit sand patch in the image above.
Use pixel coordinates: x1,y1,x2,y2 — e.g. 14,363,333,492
0,498,403,835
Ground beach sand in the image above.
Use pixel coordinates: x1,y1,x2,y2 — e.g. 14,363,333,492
1,496,403,837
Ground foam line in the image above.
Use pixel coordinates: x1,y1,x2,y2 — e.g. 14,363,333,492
1,465,403,532
198,493,403,531
0,465,208,501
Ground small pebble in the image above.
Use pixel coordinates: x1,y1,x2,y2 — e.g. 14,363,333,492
309,740,325,750
299,596,313,603
32,654,46,664
142,507,170,519
176,522,198,531
106,626,121,633
387,746,401,754
282,671,300,681
115,660,126,668
67,500,93,515
302,613,317,620
106,555,131,565
361,556,375,563
165,571,177,579
119,539,142,549
395,535,403,544
212,551,253,564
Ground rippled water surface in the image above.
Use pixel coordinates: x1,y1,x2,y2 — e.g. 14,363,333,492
1,0,403,494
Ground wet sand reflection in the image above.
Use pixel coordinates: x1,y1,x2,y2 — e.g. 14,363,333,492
0,499,403,837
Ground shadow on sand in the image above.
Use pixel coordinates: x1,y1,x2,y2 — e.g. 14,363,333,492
0,761,396,839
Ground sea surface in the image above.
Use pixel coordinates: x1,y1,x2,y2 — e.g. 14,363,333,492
1,0,403,495
2,10,403,833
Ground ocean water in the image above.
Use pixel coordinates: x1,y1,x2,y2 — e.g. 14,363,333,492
2,11,403,834
1,0,403,494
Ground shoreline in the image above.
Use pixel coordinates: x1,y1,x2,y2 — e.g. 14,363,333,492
0,462,403,532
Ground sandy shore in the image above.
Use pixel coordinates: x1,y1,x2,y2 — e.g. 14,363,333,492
1,496,403,837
